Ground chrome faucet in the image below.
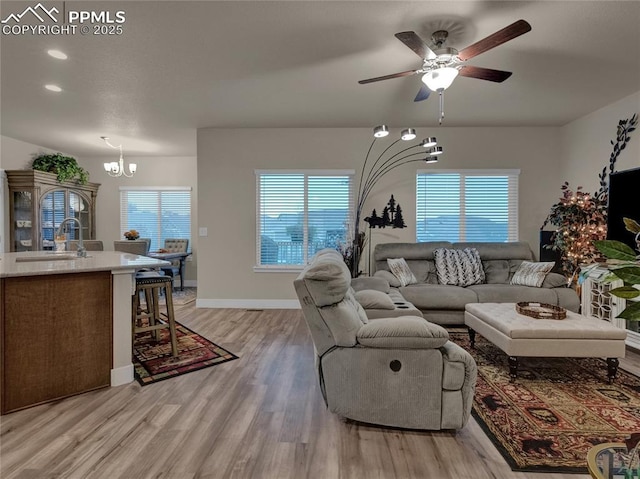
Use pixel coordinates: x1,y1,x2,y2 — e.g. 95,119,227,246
56,217,86,257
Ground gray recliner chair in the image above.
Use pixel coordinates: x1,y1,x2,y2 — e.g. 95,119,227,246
294,249,477,430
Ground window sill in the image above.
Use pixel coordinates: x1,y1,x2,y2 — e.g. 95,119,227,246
253,265,305,273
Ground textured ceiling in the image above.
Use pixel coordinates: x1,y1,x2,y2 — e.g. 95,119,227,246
1,0,639,157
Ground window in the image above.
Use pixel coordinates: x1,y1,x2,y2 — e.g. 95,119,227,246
256,171,353,268
416,170,519,243
120,187,192,251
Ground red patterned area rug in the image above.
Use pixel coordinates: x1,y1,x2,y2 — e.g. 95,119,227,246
133,321,238,386
449,332,640,473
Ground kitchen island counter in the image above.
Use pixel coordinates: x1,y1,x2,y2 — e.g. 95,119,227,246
0,251,170,414
0,250,169,277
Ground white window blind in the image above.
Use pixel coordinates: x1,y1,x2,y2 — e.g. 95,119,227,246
256,171,353,267
416,170,519,243
119,187,192,252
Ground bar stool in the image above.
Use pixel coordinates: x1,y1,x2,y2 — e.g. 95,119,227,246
132,272,178,357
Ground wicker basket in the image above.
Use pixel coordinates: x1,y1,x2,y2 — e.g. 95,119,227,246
515,302,567,320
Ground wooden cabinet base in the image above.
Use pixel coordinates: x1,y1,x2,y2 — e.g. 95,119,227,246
1,272,113,414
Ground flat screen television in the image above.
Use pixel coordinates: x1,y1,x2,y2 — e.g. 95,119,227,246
607,167,640,251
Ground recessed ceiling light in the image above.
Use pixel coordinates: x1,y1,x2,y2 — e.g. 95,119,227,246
47,49,68,60
45,84,62,92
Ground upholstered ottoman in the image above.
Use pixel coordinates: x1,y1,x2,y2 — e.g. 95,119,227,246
464,303,627,383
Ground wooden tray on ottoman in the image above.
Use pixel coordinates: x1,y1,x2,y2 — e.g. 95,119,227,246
516,302,566,320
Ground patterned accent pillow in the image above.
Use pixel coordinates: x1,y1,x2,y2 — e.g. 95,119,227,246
510,261,555,287
386,258,417,287
434,248,485,287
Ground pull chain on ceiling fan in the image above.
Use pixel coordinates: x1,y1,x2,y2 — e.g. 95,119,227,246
359,19,532,124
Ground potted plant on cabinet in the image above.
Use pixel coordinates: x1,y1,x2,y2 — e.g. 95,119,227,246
32,153,89,184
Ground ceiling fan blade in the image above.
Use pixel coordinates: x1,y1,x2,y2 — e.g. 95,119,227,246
458,65,512,82
457,19,531,61
414,85,431,102
395,31,437,60
358,69,419,84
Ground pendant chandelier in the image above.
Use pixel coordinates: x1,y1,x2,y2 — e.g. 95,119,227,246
101,136,137,178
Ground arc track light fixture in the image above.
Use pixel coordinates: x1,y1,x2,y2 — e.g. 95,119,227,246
346,125,443,277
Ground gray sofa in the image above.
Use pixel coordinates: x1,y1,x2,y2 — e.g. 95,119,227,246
294,249,477,430
373,241,580,325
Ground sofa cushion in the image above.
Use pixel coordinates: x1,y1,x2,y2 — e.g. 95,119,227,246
362,289,424,319
374,270,402,288
351,276,390,293
466,284,558,305
541,272,569,288
454,242,533,285
510,261,555,287
481,259,528,284
317,294,367,347
303,255,352,307
434,248,485,286
399,284,479,310
387,258,418,286
453,241,534,261
374,242,452,279
354,289,395,310
408,259,438,284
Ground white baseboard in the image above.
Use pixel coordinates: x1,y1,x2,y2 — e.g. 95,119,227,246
196,299,301,309
111,364,134,386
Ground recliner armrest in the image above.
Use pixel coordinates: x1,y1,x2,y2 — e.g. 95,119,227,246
356,316,449,349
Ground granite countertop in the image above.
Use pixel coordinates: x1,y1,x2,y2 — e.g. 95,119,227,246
0,251,171,278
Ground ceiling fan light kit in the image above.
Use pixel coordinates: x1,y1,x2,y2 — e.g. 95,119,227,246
421,67,459,92
358,19,532,124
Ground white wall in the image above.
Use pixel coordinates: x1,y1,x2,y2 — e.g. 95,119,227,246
82,155,198,283
560,91,640,192
197,127,562,305
1,136,198,283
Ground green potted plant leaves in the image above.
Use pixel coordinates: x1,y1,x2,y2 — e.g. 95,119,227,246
32,153,89,184
594,217,640,321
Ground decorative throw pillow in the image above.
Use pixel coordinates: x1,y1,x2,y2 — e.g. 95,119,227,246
434,248,485,287
510,261,555,287
386,258,417,287
354,290,395,310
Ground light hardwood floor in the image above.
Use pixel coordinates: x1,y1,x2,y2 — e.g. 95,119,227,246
2,303,639,479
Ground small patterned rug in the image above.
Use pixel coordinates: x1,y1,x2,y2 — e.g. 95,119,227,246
449,332,640,473
133,321,238,385
159,287,196,306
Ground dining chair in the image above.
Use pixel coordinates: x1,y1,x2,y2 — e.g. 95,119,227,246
69,240,104,251
114,239,150,255
161,238,189,290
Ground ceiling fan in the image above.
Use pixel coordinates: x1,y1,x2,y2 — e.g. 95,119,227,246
359,19,532,122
